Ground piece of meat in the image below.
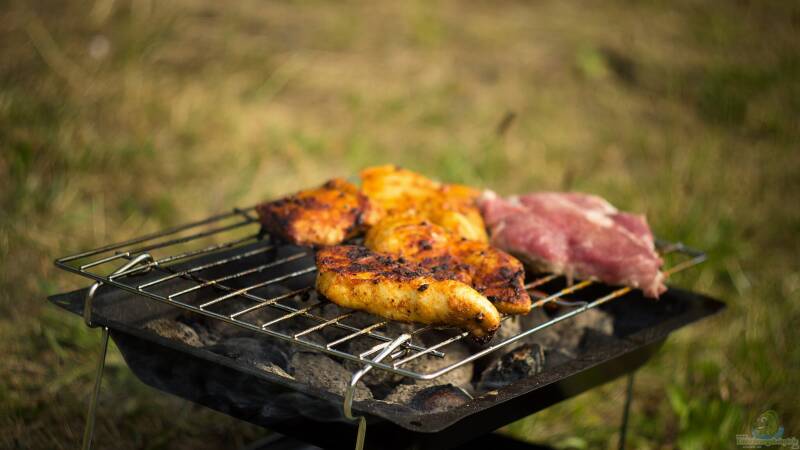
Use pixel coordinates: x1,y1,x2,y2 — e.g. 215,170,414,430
365,215,531,314
315,245,501,341
360,165,488,242
456,240,531,314
256,178,382,246
479,191,666,298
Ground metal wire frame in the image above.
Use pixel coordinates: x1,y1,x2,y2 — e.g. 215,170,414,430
55,206,706,381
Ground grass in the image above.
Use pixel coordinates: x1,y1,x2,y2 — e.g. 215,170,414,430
1,0,798,448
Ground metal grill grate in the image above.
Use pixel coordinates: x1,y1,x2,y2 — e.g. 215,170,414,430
55,206,705,381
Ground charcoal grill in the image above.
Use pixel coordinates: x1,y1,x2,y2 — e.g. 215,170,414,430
50,206,724,450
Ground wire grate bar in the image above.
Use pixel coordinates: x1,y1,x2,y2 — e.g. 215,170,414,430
59,208,254,264
125,218,254,258
663,254,706,276
293,313,353,338
530,280,593,308
524,274,559,290
138,242,273,290
229,287,313,319
143,232,260,269
393,331,469,367
359,341,397,359
262,302,323,328
326,321,387,349
80,252,130,271
197,266,317,309
169,252,310,299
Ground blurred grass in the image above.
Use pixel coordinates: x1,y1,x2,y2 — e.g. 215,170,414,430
1,0,799,448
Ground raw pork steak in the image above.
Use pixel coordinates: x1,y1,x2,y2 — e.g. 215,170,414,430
479,191,665,298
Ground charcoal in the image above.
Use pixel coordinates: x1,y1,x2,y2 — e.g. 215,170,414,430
226,286,311,329
206,337,293,379
563,307,614,334
145,318,203,347
518,306,614,356
319,308,411,348
478,344,546,390
383,383,426,404
408,385,471,412
177,318,219,346
345,338,473,394
492,316,523,343
516,309,565,351
467,316,523,372
405,343,472,388
291,352,373,401
578,328,626,352
544,348,572,368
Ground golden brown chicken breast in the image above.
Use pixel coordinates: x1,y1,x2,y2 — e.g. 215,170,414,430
365,215,531,315
360,165,488,242
256,178,382,246
315,245,501,341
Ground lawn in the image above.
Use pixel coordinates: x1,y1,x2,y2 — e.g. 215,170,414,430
1,0,798,449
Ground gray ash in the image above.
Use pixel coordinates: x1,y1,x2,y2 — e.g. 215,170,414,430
206,337,293,380
479,344,546,390
144,318,205,347
291,352,373,401
408,385,471,412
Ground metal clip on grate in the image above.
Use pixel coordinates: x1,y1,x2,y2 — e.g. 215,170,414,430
55,207,706,450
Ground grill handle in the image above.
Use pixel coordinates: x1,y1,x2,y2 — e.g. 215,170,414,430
343,333,412,450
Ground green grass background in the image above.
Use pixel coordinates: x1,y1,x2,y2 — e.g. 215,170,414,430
1,0,798,448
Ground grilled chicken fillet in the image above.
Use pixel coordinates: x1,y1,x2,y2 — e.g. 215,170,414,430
315,245,501,341
365,215,531,315
256,178,382,246
360,165,488,243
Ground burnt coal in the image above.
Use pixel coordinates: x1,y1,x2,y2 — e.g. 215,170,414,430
145,318,204,347
176,317,219,346
340,323,416,389
291,352,373,401
518,307,614,357
140,293,620,409
383,383,426,404
579,328,626,351
206,337,293,379
350,339,474,400
408,385,471,412
479,344,545,390
404,343,472,389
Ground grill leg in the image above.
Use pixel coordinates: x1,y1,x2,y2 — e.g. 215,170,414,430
618,372,635,450
81,326,109,450
79,254,153,450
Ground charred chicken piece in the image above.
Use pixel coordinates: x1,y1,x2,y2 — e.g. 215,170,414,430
365,215,531,315
315,245,501,341
360,165,488,243
256,178,382,246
